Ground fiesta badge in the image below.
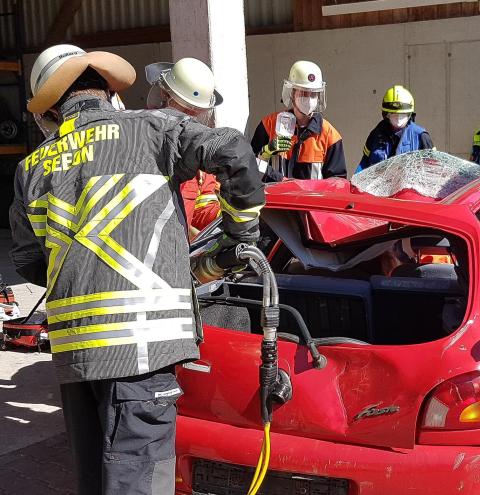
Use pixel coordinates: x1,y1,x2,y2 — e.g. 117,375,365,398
354,403,400,421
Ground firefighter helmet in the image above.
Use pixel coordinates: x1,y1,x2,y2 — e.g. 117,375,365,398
382,85,414,114
281,60,326,113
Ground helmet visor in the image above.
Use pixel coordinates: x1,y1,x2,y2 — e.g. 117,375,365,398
145,62,174,86
282,80,327,114
31,108,58,138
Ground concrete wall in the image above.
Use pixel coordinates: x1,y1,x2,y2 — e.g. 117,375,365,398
246,15,480,174
21,15,480,176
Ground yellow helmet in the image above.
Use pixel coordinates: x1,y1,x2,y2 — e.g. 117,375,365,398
382,85,414,114
473,129,480,146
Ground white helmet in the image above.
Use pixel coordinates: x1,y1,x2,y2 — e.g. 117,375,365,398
145,57,223,110
28,43,135,115
30,44,86,97
282,60,326,115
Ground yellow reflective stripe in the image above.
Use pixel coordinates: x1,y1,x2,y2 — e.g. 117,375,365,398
48,305,144,323
50,321,129,339
78,179,134,237
52,336,136,353
48,301,191,324
46,289,190,310
76,175,123,229
50,318,194,353
195,194,218,209
75,175,170,289
28,214,47,222
33,228,46,237
78,236,126,273
196,194,217,203
45,225,72,297
49,317,192,340
102,187,145,236
47,175,122,229
363,145,370,157
48,177,102,214
218,195,263,223
29,199,48,208
47,209,76,230
59,113,78,137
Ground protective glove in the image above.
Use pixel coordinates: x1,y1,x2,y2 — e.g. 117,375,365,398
259,136,292,161
205,234,254,273
203,233,239,259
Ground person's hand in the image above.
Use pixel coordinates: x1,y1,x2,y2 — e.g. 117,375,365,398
203,233,239,259
204,234,253,272
259,136,292,161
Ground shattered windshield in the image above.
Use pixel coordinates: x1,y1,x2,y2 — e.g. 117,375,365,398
351,150,480,199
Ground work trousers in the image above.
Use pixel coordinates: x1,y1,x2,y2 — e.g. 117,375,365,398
60,367,182,495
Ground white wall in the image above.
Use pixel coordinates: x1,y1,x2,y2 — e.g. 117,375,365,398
246,15,480,175
21,15,480,176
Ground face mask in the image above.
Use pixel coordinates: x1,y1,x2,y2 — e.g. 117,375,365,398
294,94,318,116
388,113,410,129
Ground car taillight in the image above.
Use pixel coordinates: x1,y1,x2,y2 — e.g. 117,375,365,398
422,372,480,430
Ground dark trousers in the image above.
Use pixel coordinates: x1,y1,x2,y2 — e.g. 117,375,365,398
60,368,181,495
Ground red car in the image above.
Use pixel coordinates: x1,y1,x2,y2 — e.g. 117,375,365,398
176,152,480,495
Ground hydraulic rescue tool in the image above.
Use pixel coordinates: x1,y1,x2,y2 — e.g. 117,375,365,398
192,241,295,494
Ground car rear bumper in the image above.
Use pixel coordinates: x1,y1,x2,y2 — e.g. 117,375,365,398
175,415,480,495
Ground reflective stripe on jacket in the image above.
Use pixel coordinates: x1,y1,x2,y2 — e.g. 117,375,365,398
10,96,264,383
181,171,220,231
356,119,433,173
251,111,346,181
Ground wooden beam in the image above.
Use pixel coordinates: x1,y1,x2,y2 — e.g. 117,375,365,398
0,61,20,72
71,22,292,50
71,24,171,49
0,144,27,156
44,0,84,47
246,23,294,36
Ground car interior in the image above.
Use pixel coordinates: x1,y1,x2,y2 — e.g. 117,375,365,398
195,214,469,347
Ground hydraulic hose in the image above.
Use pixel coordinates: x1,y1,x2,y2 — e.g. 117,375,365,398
197,242,291,495
247,422,271,495
234,245,280,495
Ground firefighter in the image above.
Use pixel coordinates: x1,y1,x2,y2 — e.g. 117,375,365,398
10,44,264,495
355,85,434,173
251,60,346,182
470,128,480,165
145,58,221,239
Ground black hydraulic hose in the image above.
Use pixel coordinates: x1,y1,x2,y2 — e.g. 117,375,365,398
200,295,327,369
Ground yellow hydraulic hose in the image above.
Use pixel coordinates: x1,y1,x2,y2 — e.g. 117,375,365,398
247,422,271,495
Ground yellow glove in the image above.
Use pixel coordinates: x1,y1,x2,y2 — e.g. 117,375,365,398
259,136,292,161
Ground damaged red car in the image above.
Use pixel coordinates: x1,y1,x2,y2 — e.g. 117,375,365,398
176,151,480,495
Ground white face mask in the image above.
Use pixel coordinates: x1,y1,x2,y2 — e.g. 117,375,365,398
294,94,318,116
388,113,410,129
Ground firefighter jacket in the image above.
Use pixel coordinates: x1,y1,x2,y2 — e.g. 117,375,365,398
355,119,434,173
9,96,264,384
181,170,220,233
251,111,347,182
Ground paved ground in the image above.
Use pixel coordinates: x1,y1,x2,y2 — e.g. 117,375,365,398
0,229,76,494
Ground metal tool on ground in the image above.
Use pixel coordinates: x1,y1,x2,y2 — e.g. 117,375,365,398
1,292,47,351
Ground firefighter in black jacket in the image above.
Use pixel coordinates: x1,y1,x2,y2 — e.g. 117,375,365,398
251,60,346,182
9,44,264,495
